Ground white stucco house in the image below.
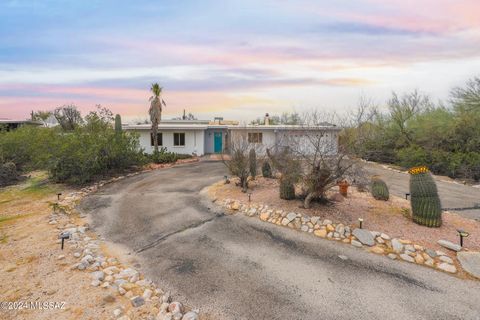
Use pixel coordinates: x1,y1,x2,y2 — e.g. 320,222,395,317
123,115,341,156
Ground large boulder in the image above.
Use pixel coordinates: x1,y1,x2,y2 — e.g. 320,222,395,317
352,228,375,246
457,252,480,279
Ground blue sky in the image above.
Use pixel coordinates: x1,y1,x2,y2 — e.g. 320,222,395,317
1,0,480,121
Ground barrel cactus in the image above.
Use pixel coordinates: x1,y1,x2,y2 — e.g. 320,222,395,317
408,166,442,227
371,177,389,201
279,178,295,200
249,148,257,179
262,161,272,178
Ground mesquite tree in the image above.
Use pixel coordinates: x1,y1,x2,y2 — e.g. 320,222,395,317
274,111,359,208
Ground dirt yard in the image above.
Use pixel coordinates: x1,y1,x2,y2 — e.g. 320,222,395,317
213,176,480,254
0,173,149,320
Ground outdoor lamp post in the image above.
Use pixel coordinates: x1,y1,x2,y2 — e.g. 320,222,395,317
57,193,62,200
457,229,470,247
405,193,410,200
59,231,70,250
358,218,364,229
248,192,252,202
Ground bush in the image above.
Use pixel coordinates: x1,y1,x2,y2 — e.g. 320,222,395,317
150,148,179,164
0,162,18,186
0,109,145,185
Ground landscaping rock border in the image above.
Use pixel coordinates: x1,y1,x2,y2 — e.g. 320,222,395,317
216,197,480,278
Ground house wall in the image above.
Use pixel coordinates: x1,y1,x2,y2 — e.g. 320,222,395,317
135,129,205,156
230,129,339,155
204,128,229,154
229,129,277,154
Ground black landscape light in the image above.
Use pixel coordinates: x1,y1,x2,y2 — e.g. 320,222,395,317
248,192,252,202
358,218,364,229
224,175,230,184
57,193,62,200
457,229,470,247
59,231,70,250
405,193,410,200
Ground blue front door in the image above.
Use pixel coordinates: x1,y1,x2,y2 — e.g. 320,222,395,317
214,132,222,153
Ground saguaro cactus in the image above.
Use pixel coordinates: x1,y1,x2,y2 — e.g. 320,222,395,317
249,148,257,179
371,177,389,201
114,114,122,133
408,166,442,227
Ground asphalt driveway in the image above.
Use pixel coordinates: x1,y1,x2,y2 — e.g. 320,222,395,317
80,161,480,320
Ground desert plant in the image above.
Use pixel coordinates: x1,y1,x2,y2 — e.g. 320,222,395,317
0,162,18,186
408,166,442,227
115,114,122,133
249,148,257,179
371,177,389,200
262,161,272,178
149,83,166,153
222,133,251,192
279,179,296,200
266,148,300,200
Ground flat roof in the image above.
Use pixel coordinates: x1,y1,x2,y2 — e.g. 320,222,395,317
124,124,340,131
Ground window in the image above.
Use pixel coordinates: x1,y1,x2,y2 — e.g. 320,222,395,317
150,133,163,146
174,132,185,146
248,132,263,144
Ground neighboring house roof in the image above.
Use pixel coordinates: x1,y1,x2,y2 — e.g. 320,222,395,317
0,119,43,126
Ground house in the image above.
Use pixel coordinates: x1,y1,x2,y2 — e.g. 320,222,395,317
123,114,341,156
0,119,43,131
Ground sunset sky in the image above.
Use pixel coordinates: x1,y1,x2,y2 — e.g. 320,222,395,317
1,0,480,122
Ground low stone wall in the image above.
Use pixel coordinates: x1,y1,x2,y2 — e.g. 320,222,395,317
50,164,200,320
219,197,466,277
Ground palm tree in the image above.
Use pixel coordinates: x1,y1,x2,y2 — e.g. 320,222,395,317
148,83,166,153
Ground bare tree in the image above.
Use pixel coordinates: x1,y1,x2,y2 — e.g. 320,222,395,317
274,110,359,208
222,129,264,192
54,105,83,131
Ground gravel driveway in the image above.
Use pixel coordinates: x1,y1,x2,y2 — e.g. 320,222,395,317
80,161,480,320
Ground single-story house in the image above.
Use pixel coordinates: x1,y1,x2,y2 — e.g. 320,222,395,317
123,115,341,156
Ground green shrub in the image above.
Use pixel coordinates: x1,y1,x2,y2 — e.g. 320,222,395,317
249,148,257,179
0,162,18,186
150,147,181,164
409,167,442,227
262,161,272,178
371,177,389,201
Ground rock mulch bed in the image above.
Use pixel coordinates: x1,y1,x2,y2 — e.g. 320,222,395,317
216,195,480,279
49,166,200,320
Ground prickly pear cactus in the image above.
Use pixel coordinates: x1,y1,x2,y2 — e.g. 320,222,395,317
408,166,442,227
371,177,389,201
